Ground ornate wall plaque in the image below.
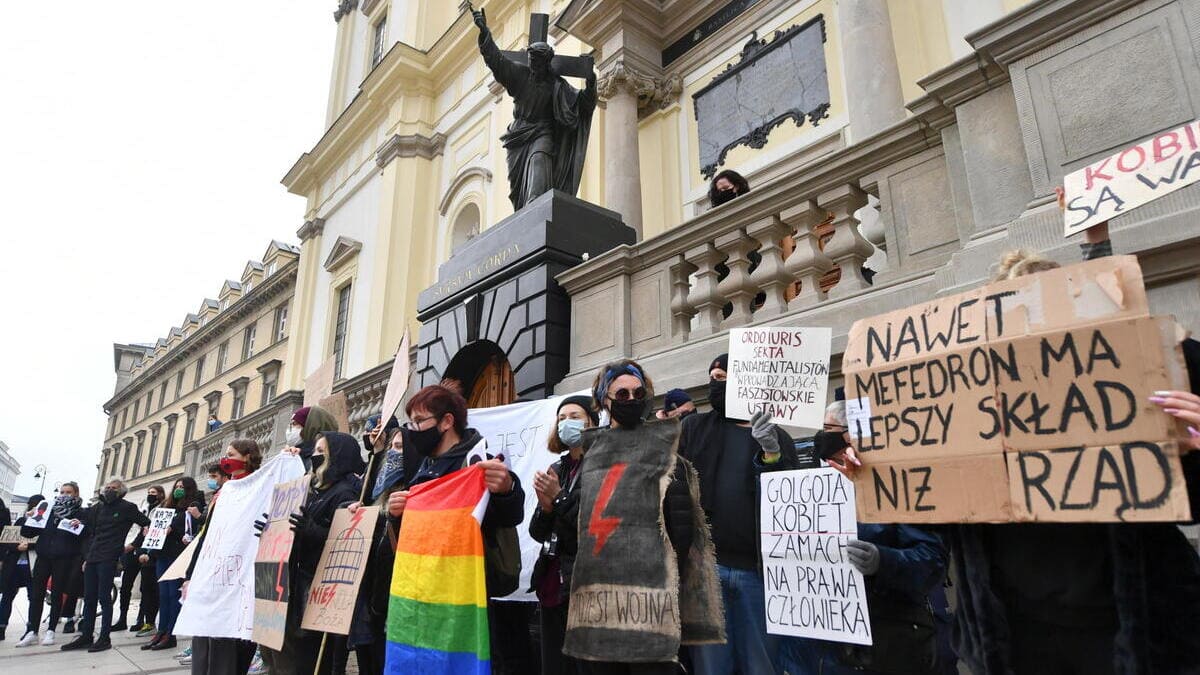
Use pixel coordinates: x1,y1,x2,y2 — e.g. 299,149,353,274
693,16,830,179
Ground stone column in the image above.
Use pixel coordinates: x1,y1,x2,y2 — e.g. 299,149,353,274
598,61,654,239
684,243,726,337
839,0,906,142
819,184,873,296
783,201,834,307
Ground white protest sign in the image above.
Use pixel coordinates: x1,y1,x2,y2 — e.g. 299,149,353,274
142,508,175,550
23,500,50,529
379,330,412,429
468,390,589,601
761,467,871,645
174,454,306,639
1063,119,1200,236
57,519,85,535
727,327,832,427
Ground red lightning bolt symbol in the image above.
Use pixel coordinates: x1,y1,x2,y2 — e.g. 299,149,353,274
345,507,366,539
588,463,627,555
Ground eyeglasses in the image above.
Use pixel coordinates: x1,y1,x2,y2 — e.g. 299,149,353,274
608,386,647,402
406,414,441,431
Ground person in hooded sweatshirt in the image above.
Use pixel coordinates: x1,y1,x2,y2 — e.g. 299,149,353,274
385,385,525,670
14,481,87,647
286,405,341,470
268,431,366,674
0,494,42,641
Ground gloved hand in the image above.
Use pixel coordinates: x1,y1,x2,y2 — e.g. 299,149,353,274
846,539,880,576
288,505,309,534
750,411,781,455
253,512,269,538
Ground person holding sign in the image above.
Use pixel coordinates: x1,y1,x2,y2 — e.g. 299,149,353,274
678,353,803,675
60,477,151,653
0,494,42,642
286,405,341,471
781,400,947,675
142,478,206,652
941,222,1200,675
115,485,163,635
273,431,366,674
14,482,87,647
529,395,598,675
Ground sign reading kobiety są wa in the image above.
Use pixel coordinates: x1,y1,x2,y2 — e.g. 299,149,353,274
843,256,1192,524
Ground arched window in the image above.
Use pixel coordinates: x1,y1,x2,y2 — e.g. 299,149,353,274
450,203,481,254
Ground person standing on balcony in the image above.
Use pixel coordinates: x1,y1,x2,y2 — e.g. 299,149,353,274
677,353,802,674
708,169,751,207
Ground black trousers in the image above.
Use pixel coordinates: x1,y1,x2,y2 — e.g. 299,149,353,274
577,662,678,675
26,555,78,632
191,636,257,675
79,560,117,640
118,562,157,626
1010,618,1116,675
540,602,580,675
489,601,537,675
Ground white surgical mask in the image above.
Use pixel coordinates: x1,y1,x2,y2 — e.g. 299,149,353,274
285,427,302,447
557,419,585,448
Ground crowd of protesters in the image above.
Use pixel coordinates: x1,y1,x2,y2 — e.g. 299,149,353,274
2,194,1200,675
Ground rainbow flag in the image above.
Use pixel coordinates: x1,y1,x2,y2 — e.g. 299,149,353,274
385,465,491,675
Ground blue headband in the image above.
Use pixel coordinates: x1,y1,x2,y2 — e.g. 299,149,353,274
594,364,645,403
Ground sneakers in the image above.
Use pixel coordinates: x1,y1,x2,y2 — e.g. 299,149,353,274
136,623,156,637
41,630,55,646
176,646,192,659
247,649,268,675
15,631,38,648
110,620,128,632
61,635,93,651
62,620,76,634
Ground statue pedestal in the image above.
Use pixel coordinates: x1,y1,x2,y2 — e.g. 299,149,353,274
416,190,634,400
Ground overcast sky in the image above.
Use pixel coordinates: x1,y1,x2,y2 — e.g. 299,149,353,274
0,1,333,500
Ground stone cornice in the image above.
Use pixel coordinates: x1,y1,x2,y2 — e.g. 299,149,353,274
360,0,384,17
334,0,358,22
102,258,298,411
966,0,1145,67
323,235,364,272
229,376,251,391
596,60,683,114
297,218,325,242
256,358,283,376
375,132,447,168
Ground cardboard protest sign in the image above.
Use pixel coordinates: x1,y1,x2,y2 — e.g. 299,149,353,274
318,392,350,433
761,468,871,645
304,355,336,407
843,256,1191,523
23,500,50,529
142,507,175,550
1063,119,1200,236
301,505,380,635
159,535,200,582
0,526,21,544
57,519,85,535
252,474,310,650
727,327,832,427
379,331,412,429
174,454,306,639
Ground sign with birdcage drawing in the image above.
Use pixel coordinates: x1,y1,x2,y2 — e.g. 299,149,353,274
300,504,380,634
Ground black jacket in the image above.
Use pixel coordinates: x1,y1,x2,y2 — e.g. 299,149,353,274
292,432,366,575
678,409,802,569
147,498,207,562
529,454,583,602
21,510,85,560
403,428,524,530
79,498,151,564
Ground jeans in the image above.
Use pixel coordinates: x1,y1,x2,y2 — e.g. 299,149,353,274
79,560,118,640
0,560,32,628
156,557,183,635
690,564,780,675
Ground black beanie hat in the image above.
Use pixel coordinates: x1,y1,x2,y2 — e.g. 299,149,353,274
558,395,599,425
710,353,728,374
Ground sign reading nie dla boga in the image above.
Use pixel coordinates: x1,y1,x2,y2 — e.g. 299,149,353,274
843,256,1192,523
727,327,832,428
1063,119,1200,236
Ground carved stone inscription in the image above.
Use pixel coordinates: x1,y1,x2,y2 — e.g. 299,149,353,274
693,16,830,179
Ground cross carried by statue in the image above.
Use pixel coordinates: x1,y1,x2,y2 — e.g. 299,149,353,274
463,3,594,78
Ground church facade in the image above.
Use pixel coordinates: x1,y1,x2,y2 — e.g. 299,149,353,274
279,0,1200,432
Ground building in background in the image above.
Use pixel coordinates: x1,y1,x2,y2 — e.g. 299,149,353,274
97,242,301,505
0,441,20,511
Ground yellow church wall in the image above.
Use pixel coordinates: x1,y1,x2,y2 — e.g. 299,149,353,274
888,0,953,105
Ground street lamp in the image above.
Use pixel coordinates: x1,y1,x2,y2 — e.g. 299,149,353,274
33,464,48,495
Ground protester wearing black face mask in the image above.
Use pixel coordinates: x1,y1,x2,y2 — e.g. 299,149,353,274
385,385,527,674
676,353,806,674
114,485,162,637
708,169,750,208
60,477,150,653
0,494,41,642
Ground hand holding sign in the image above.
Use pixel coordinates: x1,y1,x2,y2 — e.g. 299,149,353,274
727,327,831,427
